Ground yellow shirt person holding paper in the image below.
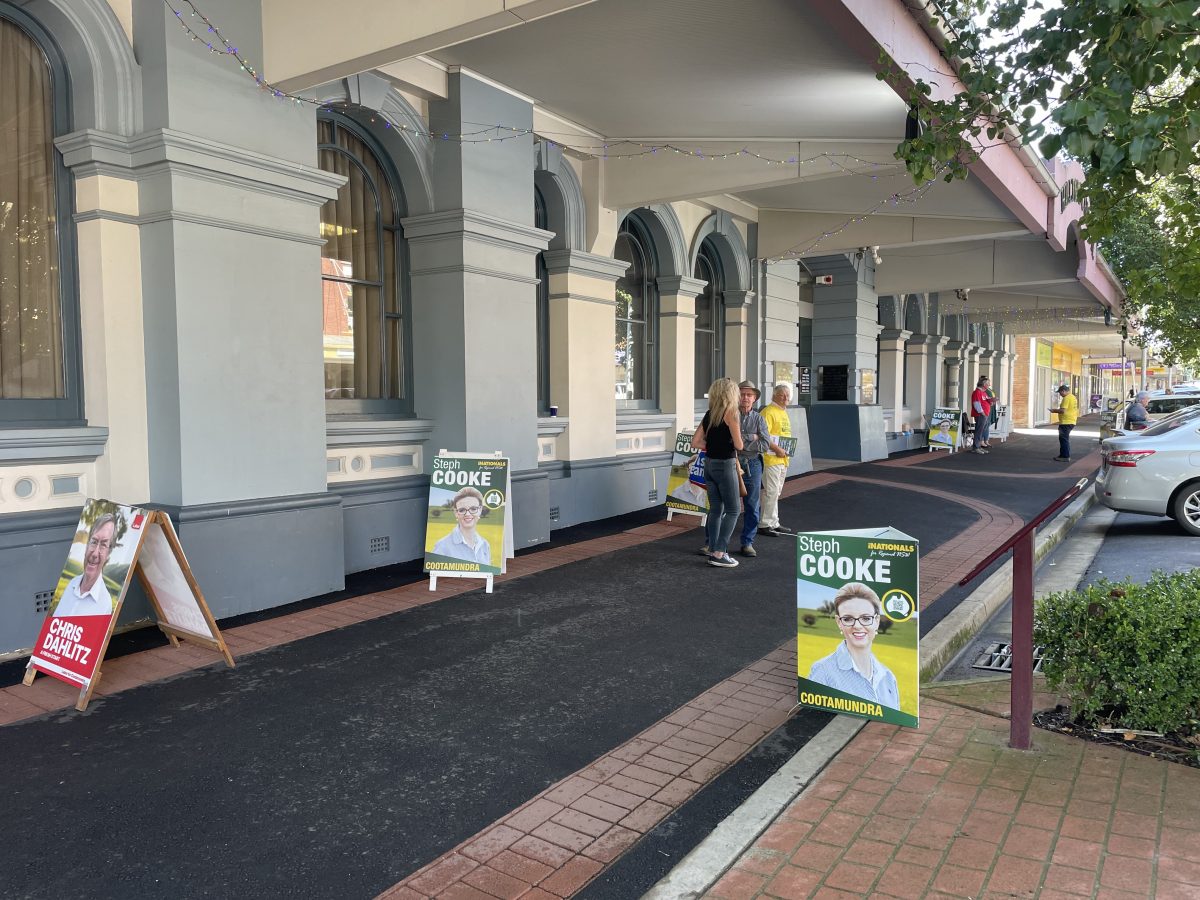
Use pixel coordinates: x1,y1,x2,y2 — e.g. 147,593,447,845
759,384,793,536
1050,384,1079,462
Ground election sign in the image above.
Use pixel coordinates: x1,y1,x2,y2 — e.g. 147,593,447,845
796,528,919,728
425,451,514,592
26,500,148,697
25,502,234,711
927,407,962,452
665,432,708,520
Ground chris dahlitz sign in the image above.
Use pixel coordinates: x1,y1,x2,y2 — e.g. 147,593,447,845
795,528,920,728
27,500,149,693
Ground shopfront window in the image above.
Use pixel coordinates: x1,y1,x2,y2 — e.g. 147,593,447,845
317,115,410,414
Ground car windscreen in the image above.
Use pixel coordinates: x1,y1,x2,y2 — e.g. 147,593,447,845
1141,404,1200,437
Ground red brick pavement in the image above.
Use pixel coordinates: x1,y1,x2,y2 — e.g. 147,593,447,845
702,694,1200,900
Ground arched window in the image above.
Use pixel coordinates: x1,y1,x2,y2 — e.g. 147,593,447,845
614,217,658,408
534,186,550,415
694,239,724,397
0,8,80,423
317,114,410,413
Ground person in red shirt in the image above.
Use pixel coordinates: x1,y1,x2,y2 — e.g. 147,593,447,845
971,376,993,454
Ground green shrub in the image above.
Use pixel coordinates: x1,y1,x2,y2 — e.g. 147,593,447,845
1034,570,1200,735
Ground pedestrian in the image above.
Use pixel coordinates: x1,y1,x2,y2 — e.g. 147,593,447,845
759,383,793,537
735,380,788,557
971,376,992,454
1125,390,1150,430
691,377,744,568
1049,384,1078,461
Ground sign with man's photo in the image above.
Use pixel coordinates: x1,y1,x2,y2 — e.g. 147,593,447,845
27,500,149,692
424,454,511,577
795,528,920,728
665,432,708,518
927,407,962,452
25,500,235,711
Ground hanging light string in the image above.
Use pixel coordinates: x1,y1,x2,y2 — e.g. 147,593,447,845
161,0,906,174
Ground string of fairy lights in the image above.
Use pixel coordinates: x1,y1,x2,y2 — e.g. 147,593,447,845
160,0,1048,266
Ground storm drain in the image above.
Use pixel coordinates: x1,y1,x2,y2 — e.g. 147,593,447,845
972,641,1046,673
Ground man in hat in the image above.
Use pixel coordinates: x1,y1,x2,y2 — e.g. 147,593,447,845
736,380,789,557
1049,384,1079,461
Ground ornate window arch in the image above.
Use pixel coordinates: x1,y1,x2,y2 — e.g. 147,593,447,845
317,112,412,414
614,215,659,408
694,238,725,397
0,5,82,423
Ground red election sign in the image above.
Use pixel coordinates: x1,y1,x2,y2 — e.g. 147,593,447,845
27,501,149,700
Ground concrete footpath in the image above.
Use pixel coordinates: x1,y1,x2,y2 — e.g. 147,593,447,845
4,425,1195,899
655,431,1200,900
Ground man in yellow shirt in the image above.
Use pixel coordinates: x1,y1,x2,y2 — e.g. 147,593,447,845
759,383,793,536
1050,384,1079,461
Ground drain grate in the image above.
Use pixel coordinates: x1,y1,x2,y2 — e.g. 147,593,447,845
972,641,1046,673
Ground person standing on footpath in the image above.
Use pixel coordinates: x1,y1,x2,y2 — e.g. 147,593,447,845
1049,384,1079,461
736,380,788,558
691,377,744,568
759,383,793,537
971,376,992,454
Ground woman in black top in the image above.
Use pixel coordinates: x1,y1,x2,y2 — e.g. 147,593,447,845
692,377,745,567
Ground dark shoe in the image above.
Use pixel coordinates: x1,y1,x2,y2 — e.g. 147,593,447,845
698,545,710,556
759,527,777,537
739,544,757,558
772,524,795,535
708,554,739,568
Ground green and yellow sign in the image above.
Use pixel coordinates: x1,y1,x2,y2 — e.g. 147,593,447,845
796,528,920,728
424,455,510,575
665,432,708,516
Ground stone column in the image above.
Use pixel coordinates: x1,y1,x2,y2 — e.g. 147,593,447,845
943,341,967,408
877,328,912,430
924,335,949,420
542,250,627,460
724,289,753,382
803,254,887,461
658,275,708,434
904,335,940,428
964,345,983,405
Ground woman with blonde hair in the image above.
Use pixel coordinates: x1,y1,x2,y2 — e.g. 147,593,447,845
691,377,744,567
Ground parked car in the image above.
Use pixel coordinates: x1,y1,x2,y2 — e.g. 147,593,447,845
1103,392,1200,437
1095,404,1200,534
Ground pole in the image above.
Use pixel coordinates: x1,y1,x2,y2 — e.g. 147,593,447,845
1141,347,1148,392
1009,529,1036,750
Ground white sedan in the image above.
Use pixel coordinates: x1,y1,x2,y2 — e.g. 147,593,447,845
1095,405,1200,535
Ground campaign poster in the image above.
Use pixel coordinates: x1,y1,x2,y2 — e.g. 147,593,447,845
665,432,708,515
137,516,217,641
28,499,149,689
796,528,919,728
777,436,799,458
927,407,961,450
424,455,509,575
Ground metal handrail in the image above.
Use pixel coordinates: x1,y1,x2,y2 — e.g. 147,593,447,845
951,475,1090,749
958,477,1090,587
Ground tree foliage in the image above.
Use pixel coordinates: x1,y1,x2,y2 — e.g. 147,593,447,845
890,0,1200,364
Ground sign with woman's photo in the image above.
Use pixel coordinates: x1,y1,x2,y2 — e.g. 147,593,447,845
927,407,962,452
796,528,920,728
424,454,511,577
665,432,708,518
27,499,149,692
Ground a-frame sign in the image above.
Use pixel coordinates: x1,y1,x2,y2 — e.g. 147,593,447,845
24,499,234,711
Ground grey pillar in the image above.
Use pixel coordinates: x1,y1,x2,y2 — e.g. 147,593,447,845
409,71,551,547
803,253,886,461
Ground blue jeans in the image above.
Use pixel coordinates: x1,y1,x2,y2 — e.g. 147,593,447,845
1058,424,1074,459
703,457,740,554
740,455,764,548
973,414,991,448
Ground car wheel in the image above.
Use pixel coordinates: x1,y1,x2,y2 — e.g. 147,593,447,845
1172,483,1200,536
